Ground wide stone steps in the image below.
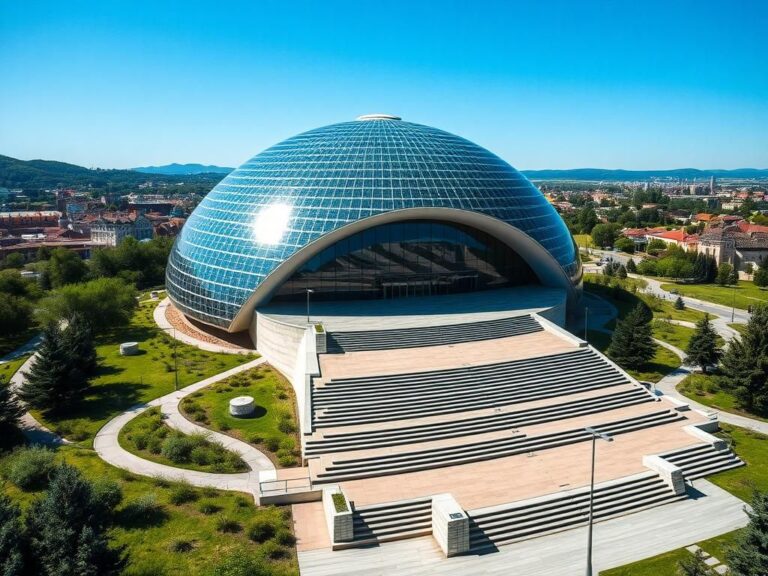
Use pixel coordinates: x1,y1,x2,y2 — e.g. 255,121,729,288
334,498,433,548
325,315,543,353
661,443,744,480
314,351,631,427
314,409,686,482
305,388,655,455
468,473,685,549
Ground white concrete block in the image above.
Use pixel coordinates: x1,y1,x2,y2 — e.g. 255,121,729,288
643,455,686,495
432,493,469,557
322,486,354,544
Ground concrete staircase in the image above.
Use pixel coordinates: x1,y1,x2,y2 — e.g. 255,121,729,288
314,409,686,483
314,348,631,427
335,498,433,548
306,387,656,456
467,472,686,550
325,315,543,353
661,444,744,479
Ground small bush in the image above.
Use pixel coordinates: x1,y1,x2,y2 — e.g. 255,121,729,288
277,419,296,434
4,445,57,490
247,518,276,542
215,516,242,533
190,446,211,466
219,421,231,432
273,529,296,546
197,501,221,515
169,482,198,505
161,435,195,463
209,549,271,576
248,433,263,445
132,432,150,451
260,541,289,560
265,437,280,452
129,493,162,521
92,478,124,511
168,538,194,553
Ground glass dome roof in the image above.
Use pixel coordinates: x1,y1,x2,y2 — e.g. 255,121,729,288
166,116,579,329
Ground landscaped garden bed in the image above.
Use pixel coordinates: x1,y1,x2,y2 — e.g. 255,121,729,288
119,407,248,473
179,366,301,467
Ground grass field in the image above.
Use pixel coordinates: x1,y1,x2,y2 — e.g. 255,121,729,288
677,374,768,422
660,280,768,311
31,301,255,446
587,330,681,383
179,366,300,467
0,445,298,576
119,407,248,473
728,323,747,336
0,354,30,383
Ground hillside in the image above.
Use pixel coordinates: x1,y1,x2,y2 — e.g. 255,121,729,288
521,168,768,181
0,154,226,191
132,163,233,175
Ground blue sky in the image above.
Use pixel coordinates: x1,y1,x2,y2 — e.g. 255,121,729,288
1,0,766,170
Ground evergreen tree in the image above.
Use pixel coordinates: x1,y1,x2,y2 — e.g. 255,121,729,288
0,494,26,576
717,263,734,286
693,253,707,282
626,258,637,273
720,305,768,415
727,491,768,575
755,267,768,288
678,549,711,576
685,314,721,374
675,295,685,310
26,465,124,576
18,322,91,413
607,304,657,369
617,264,628,279
63,314,97,376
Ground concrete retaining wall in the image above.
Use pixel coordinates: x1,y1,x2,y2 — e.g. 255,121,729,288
643,455,685,494
323,485,354,545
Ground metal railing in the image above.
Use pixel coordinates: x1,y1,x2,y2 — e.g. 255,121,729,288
259,476,314,495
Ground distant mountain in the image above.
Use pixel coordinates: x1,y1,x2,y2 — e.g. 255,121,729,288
521,168,768,181
132,163,234,175
0,154,226,191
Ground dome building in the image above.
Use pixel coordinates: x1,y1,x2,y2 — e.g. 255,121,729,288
166,114,581,334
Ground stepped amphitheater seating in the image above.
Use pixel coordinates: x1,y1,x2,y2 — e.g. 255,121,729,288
660,443,744,479
313,348,630,427
467,472,686,550
306,387,656,455
325,314,542,353
314,409,686,483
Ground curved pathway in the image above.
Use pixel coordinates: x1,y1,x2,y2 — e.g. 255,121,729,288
94,356,277,499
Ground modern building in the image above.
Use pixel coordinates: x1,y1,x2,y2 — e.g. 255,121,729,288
166,114,582,333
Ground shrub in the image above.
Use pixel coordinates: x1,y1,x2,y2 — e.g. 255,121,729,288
219,421,231,431
279,437,296,451
273,528,296,546
190,446,212,466
92,478,124,511
4,445,57,490
277,450,297,467
259,540,289,560
209,549,271,576
248,433,263,445
265,437,280,452
247,518,276,542
161,435,195,463
169,482,198,505
132,432,150,451
278,418,296,434
215,516,242,533
128,492,162,521
168,539,194,553
197,501,221,515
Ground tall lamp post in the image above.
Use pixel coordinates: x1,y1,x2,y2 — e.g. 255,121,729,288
585,426,613,576
306,288,314,324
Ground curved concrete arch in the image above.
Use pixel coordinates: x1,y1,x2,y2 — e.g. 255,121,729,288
228,208,581,332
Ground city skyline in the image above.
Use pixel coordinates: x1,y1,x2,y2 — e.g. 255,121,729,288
1,0,767,170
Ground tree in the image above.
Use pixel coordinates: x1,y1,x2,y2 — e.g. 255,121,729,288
37,277,137,333
0,378,23,433
647,238,668,254
591,224,620,249
727,491,768,574
678,549,711,576
0,253,25,270
18,323,90,413
63,314,97,376
614,237,635,254
0,494,26,576
0,295,32,336
576,206,598,234
26,465,124,576
717,263,735,286
626,258,637,273
47,248,88,288
674,295,685,310
685,314,722,374
720,305,768,415
607,304,657,369
754,258,768,289
617,264,628,279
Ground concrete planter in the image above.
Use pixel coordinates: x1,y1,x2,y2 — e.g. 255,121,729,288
322,486,353,544
119,342,139,356
314,324,327,354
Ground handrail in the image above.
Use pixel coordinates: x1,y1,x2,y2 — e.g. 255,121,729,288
259,476,313,495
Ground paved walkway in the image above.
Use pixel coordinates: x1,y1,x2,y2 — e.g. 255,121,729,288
93,356,276,499
298,479,748,576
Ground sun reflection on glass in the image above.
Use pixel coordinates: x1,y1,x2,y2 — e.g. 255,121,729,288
253,203,292,244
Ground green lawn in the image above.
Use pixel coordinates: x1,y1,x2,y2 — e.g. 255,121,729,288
651,320,695,351
32,301,255,446
587,330,681,383
660,280,768,311
677,374,768,423
0,354,30,383
119,407,248,473
180,366,300,467
728,323,747,336
0,445,298,576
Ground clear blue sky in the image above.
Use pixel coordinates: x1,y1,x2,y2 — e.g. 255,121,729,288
1,0,766,170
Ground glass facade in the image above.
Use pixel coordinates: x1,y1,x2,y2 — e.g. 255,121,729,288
166,116,579,328
273,220,538,301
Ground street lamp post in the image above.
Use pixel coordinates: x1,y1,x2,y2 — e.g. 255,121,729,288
731,285,736,323
585,426,613,576
306,288,314,324
584,306,589,342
